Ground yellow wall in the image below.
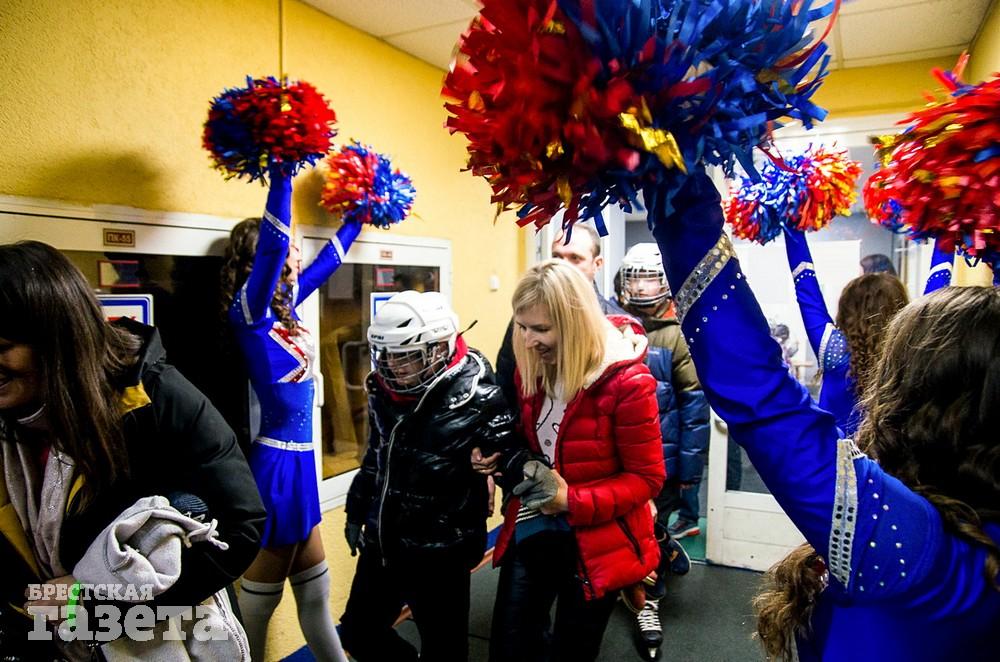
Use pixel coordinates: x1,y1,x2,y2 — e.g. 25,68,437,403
969,0,1000,84
812,56,956,118
0,0,519,360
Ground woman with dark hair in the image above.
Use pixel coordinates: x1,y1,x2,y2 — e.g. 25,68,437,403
0,240,265,659
221,171,361,662
859,252,897,276
651,172,1000,660
783,228,908,436
486,259,665,662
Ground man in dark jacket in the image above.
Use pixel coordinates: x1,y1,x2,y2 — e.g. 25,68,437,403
340,291,516,662
617,243,711,659
495,224,627,407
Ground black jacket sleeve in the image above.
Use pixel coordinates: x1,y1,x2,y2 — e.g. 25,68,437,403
473,384,517,460
345,404,379,526
145,365,265,608
490,405,540,495
479,345,538,493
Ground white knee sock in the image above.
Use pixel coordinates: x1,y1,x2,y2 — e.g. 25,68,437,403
290,560,347,662
239,577,284,662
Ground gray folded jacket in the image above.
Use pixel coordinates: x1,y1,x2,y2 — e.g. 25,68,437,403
72,495,250,662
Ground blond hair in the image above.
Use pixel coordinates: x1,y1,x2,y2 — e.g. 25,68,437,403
512,259,607,400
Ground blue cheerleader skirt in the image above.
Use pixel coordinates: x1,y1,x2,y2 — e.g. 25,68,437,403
249,437,322,547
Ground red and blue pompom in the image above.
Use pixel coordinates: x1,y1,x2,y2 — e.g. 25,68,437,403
203,76,338,183
725,145,862,244
725,163,800,244
443,0,840,235
863,63,1000,265
862,136,906,233
320,142,416,228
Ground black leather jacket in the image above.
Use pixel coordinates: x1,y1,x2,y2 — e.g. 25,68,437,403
346,347,516,567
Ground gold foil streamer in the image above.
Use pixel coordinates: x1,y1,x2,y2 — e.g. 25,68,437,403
541,20,566,34
557,177,572,206
925,122,963,149
619,111,687,173
871,135,898,167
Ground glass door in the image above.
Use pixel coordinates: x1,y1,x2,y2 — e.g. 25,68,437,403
299,233,451,510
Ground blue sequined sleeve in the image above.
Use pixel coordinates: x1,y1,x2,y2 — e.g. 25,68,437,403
783,228,834,358
237,174,292,326
923,236,954,295
294,222,362,305
650,174,980,608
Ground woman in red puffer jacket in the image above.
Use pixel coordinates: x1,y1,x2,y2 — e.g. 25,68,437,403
483,259,665,662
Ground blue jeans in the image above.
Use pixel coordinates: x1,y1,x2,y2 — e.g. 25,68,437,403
653,478,699,525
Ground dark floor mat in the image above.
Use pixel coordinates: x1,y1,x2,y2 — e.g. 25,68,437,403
392,561,765,662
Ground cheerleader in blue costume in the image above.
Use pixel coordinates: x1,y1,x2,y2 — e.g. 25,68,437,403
651,172,1000,661
781,227,908,437
222,171,360,662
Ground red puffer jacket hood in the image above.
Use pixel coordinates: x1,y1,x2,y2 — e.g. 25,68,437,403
495,315,666,599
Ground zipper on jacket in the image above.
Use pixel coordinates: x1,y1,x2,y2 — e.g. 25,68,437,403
616,516,644,562
374,355,473,566
575,558,596,601
375,417,405,567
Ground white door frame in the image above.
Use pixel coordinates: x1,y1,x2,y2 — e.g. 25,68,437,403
0,194,236,254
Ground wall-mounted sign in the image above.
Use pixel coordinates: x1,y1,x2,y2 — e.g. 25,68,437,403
379,249,393,260
374,266,395,289
98,260,141,288
97,294,154,326
103,228,136,247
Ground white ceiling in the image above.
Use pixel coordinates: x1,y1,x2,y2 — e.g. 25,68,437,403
302,0,994,71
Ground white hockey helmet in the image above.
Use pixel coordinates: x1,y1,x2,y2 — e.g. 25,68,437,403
368,290,459,393
620,242,670,307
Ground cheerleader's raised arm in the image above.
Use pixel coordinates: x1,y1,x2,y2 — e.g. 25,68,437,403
294,221,362,305
236,171,293,325
782,226,833,356
782,225,854,435
648,172,998,660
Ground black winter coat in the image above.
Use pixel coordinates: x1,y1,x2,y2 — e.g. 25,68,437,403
0,320,265,615
345,346,516,567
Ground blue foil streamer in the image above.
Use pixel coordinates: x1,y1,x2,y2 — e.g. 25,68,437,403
523,0,839,229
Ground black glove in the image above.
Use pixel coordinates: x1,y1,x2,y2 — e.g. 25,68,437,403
345,522,363,556
512,460,559,510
